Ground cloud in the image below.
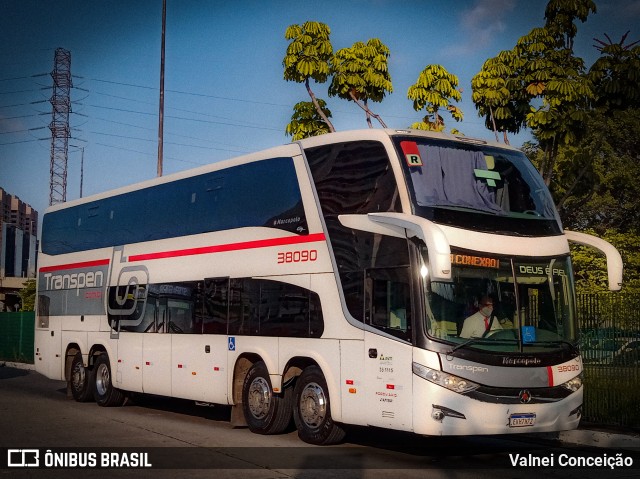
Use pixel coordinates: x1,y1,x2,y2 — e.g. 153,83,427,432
443,0,516,56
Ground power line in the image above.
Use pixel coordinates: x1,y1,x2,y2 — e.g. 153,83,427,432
0,75,33,82
0,126,46,135
94,142,237,166
89,89,274,128
0,89,42,96
86,103,282,131
91,115,249,150
0,137,48,146
89,130,250,154
88,77,291,108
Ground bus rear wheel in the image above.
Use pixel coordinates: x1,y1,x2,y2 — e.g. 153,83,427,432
92,353,125,407
69,352,93,402
293,366,345,445
242,361,292,434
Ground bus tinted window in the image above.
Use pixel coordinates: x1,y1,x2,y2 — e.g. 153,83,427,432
42,157,307,255
305,141,401,216
227,278,323,338
113,282,201,334
111,277,323,338
202,278,229,334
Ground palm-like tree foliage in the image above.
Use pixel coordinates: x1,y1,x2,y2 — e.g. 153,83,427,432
329,38,392,127
407,64,463,132
285,100,333,140
283,21,335,132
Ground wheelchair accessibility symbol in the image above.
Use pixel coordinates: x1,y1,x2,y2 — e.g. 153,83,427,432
228,337,236,351
522,326,536,344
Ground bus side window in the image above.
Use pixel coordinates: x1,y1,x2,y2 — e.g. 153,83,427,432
168,299,195,334
228,279,259,336
365,267,412,342
203,278,229,335
257,280,324,338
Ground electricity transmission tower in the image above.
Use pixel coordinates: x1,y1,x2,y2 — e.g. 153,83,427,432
48,48,72,206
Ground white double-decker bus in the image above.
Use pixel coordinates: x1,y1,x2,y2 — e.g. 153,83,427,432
35,129,623,444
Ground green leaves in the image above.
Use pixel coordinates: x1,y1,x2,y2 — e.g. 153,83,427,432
590,33,640,110
285,100,333,141
283,22,392,129
283,21,333,84
329,38,393,104
469,0,604,182
283,21,335,132
407,65,463,132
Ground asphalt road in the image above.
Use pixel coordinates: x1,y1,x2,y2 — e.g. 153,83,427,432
0,365,637,479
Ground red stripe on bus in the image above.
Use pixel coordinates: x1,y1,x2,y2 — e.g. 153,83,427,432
547,366,554,387
39,259,110,273
127,233,327,262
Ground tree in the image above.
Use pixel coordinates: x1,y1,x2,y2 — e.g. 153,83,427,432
285,99,333,140
407,65,463,132
283,21,335,132
544,0,597,51
18,279,36,312
525,108,640,294
471,52,529,144
515,27,594,185
590,31,640,111
534,109,640,233
571,230,640,293
471,1,597,185
329,38,393,128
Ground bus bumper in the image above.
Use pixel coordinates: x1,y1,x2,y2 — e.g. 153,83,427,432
412,377,583,436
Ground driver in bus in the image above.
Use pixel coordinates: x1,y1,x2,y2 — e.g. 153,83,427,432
460,295,503,338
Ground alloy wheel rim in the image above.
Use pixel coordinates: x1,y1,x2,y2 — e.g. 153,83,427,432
95,363,110,396
72,362,85,392
299,382,326,428
248,377,271,420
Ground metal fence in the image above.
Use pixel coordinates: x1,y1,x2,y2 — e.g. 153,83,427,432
1,295,638,427
577,293,640,428
0,312,34,364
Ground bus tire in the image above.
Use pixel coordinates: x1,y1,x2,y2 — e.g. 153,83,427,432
293,366,345,445
92,353,125,407
69,352,93,402
242,361,292,434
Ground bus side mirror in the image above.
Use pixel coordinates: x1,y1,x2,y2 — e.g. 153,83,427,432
565,230,623,291
338,213,452,282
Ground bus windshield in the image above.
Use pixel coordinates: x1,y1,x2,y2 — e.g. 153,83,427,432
393,137,562,236
424,251,577,353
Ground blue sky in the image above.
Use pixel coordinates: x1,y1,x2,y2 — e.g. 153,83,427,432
1,0,639,228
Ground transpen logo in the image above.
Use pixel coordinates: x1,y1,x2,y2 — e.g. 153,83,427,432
42,270,105,296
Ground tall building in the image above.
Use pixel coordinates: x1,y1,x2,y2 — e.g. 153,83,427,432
0,187,38,311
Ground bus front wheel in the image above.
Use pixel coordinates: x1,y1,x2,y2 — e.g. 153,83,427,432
293,366,345,445
69,352,93,402
92,353,125,407
242,361,292,434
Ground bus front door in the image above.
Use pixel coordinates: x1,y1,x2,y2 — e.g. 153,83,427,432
363,268,413,431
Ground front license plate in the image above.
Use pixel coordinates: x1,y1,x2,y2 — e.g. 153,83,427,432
509,413,536,427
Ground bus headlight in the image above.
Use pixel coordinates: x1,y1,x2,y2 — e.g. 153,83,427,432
561,373,583,392
412,362,480,394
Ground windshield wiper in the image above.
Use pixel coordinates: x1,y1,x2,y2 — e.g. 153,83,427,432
448,337,516,355
449,338,486,354
435,205,501,215
525,340,577,351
